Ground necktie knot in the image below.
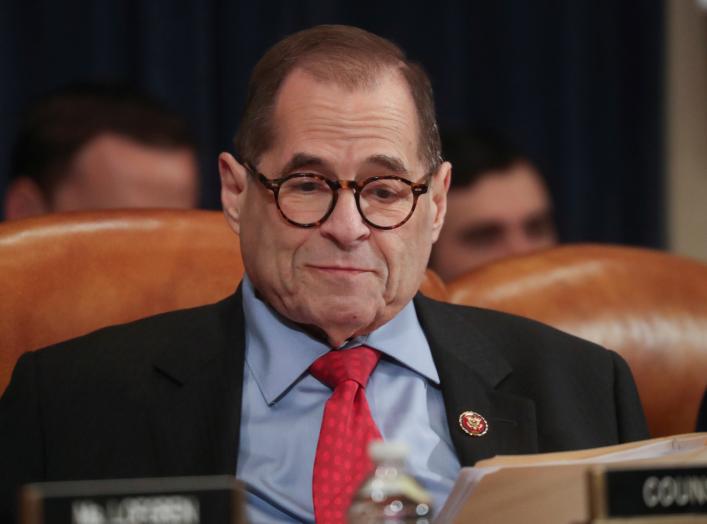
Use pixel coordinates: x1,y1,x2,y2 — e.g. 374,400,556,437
310,346,381,390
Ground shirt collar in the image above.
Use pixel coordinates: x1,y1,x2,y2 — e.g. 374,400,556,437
241,275,440,405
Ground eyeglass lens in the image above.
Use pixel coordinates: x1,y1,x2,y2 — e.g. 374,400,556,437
277,176,416,228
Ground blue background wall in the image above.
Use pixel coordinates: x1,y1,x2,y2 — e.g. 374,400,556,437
0,0,665,246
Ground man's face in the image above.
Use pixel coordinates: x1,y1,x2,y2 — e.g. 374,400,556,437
430,163,556,282
220,68,449,347
52,133,199,211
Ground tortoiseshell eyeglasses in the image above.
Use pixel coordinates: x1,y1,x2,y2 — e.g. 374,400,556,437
240,160,432,230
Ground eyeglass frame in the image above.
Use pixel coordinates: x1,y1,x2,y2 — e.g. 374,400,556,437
235,155,434,230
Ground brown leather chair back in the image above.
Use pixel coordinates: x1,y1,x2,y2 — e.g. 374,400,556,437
0,210,244,394
420,267,448,302
0,209,447,395
447,244,707,437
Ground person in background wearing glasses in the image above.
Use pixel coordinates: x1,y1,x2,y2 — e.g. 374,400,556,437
430,129,557,282
1,25,647,524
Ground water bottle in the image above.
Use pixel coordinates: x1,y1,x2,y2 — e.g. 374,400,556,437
347,440,433,523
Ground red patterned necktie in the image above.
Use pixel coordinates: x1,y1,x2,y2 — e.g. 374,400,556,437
310,346,383,524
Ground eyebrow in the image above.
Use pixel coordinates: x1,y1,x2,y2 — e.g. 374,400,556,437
279,153,327,177
278,152,410,178
364,154,409,175
522,210,555,226
458,222,504,242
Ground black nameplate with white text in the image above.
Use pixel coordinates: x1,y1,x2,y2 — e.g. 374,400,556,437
594,465,707,517
20,476,244,524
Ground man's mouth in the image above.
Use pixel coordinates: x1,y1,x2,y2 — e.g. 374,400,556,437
306,264,373,275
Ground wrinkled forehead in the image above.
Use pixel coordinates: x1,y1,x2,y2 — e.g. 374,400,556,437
267,67,423,168
294,51,399,90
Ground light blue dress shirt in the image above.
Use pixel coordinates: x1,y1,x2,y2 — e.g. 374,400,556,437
236,276,461,523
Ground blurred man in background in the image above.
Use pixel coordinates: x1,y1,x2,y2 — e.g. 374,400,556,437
429,130,557,282
3,83,199,220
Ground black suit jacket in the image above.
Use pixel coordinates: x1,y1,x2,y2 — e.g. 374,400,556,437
0,288,648,521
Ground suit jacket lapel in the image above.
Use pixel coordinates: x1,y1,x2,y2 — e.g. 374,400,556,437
140,289,537,473
414,294,539,466
148,288,246,476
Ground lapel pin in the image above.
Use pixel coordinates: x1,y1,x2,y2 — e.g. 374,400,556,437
459,410,489,437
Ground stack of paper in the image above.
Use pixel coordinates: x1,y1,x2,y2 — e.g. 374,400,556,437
435,433,707,524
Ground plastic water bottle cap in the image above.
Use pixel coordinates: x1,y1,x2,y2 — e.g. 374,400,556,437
368,440,409,462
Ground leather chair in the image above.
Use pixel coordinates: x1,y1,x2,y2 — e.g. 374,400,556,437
447,244,707,438
0,209,447,395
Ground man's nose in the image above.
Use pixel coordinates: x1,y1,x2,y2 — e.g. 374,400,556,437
507,230,537,256
318,188,370,247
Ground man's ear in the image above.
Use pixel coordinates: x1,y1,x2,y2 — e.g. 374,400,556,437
3,177,50,220
218,152,248,235
430,161,451,243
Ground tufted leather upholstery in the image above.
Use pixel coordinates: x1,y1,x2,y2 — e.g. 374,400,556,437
0,210,243,394
0,209,447,394
4,212,705,438
447,244,707,437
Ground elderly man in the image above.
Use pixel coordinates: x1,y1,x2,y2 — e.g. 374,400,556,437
0,25,647,524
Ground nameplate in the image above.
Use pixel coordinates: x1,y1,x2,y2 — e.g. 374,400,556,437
20,476,244,524
591,465,707,518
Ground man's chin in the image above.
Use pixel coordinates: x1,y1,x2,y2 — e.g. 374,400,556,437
303,267,380,289
303,298,382,340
